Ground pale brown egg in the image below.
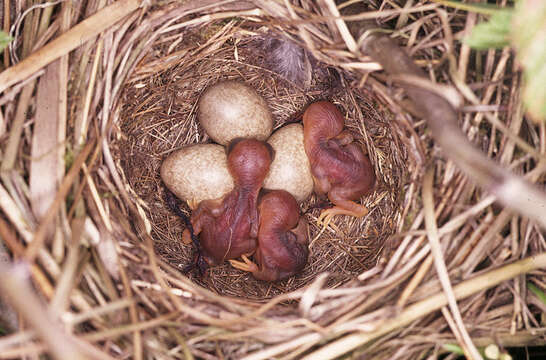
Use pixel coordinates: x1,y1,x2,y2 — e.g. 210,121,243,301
161,144,234,208
197,80,273,145
263,124,314,202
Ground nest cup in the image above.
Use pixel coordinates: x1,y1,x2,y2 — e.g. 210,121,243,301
116,15,407,298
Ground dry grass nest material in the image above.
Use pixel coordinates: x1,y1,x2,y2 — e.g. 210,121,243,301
1,0,546,359
117,30,404,298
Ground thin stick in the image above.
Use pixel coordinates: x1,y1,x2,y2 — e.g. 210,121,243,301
118,243,143,360
0,82,34,171
75,39,103,147
63,298,133,326
49,227,81,313
82,312,179,342
2,0,9,68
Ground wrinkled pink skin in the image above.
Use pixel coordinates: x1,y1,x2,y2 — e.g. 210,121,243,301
303,101,375,216
186,139,273,266
251,190,308,281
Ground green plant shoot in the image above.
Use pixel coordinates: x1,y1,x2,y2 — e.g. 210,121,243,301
0,31,12,52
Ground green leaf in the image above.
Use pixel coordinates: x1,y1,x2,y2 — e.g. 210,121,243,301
512,0,546,122
442,343,465,355
460,0,546,122
0,31,12,52
528,282,546,305
464,10,513,49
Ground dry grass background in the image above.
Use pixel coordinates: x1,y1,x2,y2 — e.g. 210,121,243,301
0,0,545,359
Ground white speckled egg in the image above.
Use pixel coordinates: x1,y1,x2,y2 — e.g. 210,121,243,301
198,80,273,145
263,124,314,202
161,144,234,208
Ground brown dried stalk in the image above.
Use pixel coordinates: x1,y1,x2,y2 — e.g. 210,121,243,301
0,0,141,93
361,33,546,229
297,252,546,360
0,262,112,360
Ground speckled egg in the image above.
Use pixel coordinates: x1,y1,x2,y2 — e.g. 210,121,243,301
197,80,273,145
263,124,314,202
161,144,234,208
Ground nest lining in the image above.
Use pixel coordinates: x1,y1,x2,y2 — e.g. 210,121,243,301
116,25,407,299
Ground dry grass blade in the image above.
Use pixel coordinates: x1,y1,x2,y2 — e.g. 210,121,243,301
0,0,140,94
423,168,481,360
396,254,432,307
299,253,546,360
25,139,94,262
30,61,64,222
2,0,10,69
0,183,34,243
49,222,82,313
0,262,97,360
0,83,34,171
362,33,546,230
321,0,357,52
0,242,17,332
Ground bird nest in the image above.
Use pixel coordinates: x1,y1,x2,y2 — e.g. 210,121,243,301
116,27,404,298
1,1,545,359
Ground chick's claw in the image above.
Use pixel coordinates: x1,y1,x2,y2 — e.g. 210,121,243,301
320,201,369,221
316,210,334,231
187,198,199,210
182,229,192,245
229,254,259,273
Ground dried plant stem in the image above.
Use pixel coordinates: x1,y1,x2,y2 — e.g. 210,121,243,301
0,263,89,360
322,0,357,52
472,330,546,347
82,312,179,342
299,253,546,360
242,332,322,360
0,184,34,243
76,39,103,147
0,82,34,171
362,33,546,229
0,0,141,94
49,233,80,313
450,59,541,160
423,168,482,360
25,139,94,262
118,241,143,360
30,59,64,234
397,254,432,307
